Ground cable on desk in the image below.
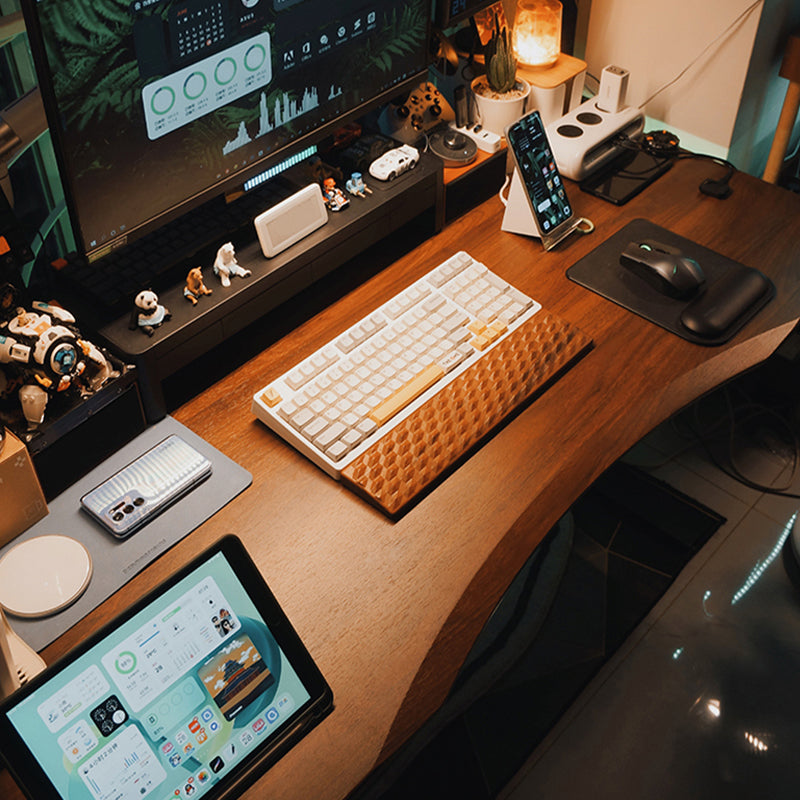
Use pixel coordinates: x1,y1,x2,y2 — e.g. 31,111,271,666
608,129,738,199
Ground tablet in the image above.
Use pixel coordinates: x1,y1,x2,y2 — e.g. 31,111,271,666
0,536,333,800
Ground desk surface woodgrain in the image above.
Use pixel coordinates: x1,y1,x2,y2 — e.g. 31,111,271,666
4,160,800,800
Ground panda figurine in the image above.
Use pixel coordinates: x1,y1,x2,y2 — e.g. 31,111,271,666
130,289,171,336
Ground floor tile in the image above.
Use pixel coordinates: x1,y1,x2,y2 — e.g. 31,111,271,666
465,659,605,797
571,491,619,548
605,554,673,653
528,532,606,661
379,716,490,800
501,509,800,800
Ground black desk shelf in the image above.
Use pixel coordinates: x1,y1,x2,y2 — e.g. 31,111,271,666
95,153,444,420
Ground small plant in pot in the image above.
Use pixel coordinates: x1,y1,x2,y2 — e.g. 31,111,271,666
471,11,531,135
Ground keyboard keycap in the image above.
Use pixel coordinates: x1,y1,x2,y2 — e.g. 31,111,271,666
369,363,445,425
251,251,546,486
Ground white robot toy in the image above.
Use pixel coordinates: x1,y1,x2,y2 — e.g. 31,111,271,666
0,284,119,429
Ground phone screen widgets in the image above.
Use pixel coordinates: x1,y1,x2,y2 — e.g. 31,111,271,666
508,112,572,233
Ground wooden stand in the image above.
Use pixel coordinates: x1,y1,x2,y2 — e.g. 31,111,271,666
517,52,587,125
763,33,800,184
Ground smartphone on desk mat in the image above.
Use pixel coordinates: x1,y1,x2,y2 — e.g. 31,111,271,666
579,147,673,205
80,434,212,538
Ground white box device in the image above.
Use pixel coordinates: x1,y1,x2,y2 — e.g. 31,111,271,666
254,183,328,258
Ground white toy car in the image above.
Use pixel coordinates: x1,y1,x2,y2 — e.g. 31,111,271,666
368,144,420,181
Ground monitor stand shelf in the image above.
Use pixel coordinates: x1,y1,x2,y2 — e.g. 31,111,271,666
95,154,444,421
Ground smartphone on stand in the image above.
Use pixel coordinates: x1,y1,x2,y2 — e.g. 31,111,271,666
504,110,591,250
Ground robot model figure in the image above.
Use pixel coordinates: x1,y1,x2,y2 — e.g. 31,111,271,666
346,172,373,198
184,266,213,305
213,242,251,288
0,283,119,429
130,289,171,336
322,178,350,212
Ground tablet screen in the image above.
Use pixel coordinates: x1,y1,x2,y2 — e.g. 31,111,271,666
0,536,332,800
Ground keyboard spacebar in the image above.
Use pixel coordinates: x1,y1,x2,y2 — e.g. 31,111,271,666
368,364,446,425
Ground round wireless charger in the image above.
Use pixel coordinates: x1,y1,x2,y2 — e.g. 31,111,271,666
0,535,92,617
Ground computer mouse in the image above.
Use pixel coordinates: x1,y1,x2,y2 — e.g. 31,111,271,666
620,240,705,299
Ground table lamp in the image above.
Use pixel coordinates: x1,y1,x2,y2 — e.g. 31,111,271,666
512,0,562,68
511,0,586,125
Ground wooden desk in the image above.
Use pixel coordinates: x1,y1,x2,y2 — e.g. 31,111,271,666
4,159,800,800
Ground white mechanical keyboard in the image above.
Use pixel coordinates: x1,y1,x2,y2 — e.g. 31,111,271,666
252,251,591,515
252,251,541,473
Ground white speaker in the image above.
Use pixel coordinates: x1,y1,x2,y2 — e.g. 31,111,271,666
546,98,644,181
254,183,329,258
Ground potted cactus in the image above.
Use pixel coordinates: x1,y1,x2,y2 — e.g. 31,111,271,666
471,11,530,135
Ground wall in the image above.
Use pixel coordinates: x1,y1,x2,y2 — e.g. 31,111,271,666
729,0,800,176
580,0,800,176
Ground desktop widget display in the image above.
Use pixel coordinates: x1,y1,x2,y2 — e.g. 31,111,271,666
4,548,315,800
25,0,431,255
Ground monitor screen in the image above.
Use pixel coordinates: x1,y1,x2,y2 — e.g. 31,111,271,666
21,0,432,261
434,0,499,30
0,536,333,800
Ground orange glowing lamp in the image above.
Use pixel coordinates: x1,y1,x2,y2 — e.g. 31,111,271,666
512,0,562,68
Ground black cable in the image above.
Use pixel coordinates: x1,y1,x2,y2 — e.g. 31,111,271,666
612,130,737,198
684,384,800,498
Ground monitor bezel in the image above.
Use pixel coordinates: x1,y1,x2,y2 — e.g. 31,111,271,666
0,534,334,800
434,0,499,30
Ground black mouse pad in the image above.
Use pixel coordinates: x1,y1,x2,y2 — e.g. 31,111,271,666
567,218,774,345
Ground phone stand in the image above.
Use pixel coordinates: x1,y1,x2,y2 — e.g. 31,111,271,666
501,170,594,250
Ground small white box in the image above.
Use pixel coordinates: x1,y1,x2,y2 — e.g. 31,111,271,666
254,183,328,258
0,430,47,546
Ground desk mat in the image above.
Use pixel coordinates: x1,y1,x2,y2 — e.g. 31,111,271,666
567,218,774,345
1,416,252,651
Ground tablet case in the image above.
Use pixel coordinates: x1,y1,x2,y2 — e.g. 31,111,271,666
0,536,333,800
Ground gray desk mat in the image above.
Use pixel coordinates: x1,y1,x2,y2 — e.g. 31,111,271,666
1,416,251,651
567,218,774,345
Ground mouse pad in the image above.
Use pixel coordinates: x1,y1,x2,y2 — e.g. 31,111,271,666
567,218,774,345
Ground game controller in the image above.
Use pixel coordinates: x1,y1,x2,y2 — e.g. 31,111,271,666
378,81,454,144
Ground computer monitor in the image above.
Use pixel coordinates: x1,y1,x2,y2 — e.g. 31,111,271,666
434,0,500,30
20,0,432,267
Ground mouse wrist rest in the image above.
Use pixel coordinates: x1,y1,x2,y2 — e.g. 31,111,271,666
680,266,772,339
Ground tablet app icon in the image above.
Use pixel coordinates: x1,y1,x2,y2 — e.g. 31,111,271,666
198,634,274,720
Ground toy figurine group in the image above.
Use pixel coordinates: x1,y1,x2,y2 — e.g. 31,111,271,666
323,172,373,212
131,241,252,336
132,167,375,336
